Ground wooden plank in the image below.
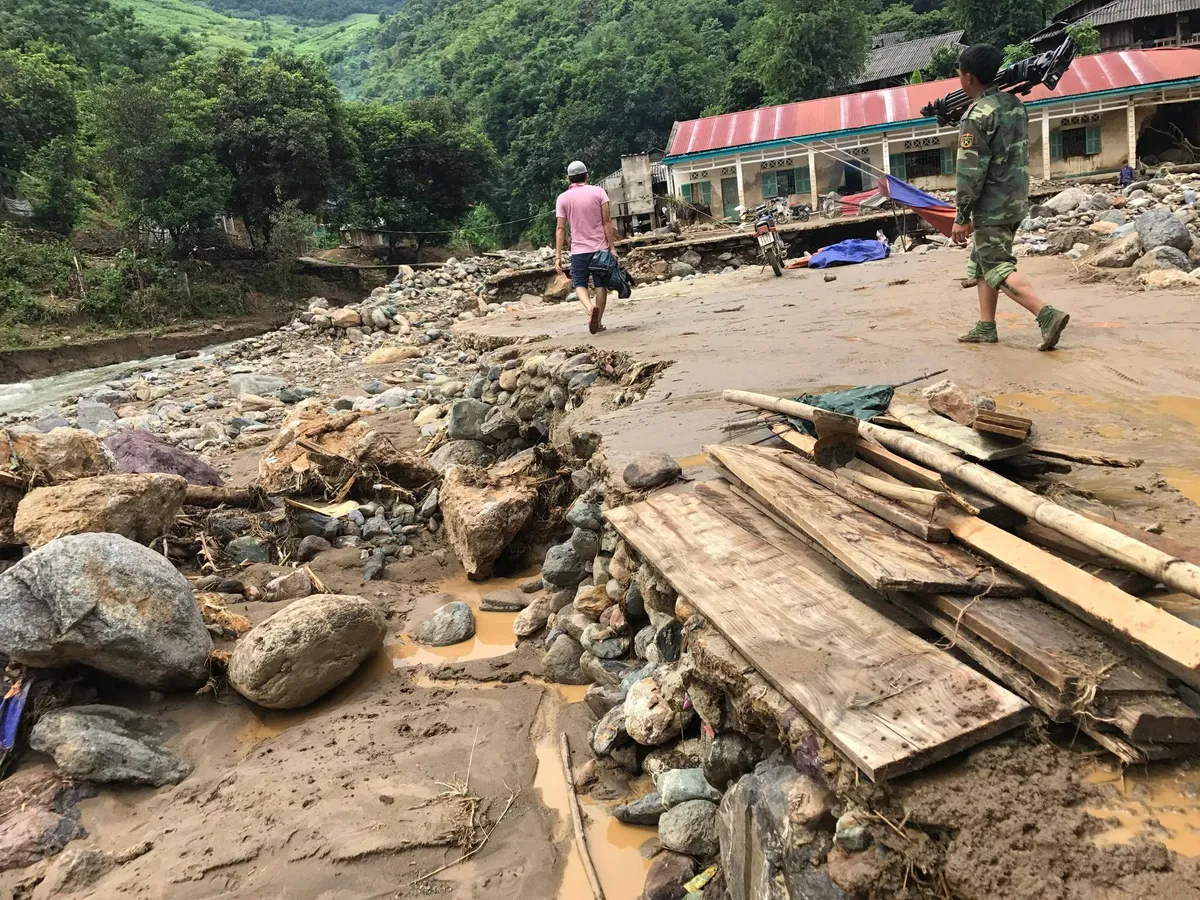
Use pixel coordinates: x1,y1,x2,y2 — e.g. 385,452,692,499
973,421,1032,440
886,592,1073,722
917,593,1170,697
888,401,1030,461
992,455,1073,479
1028,442,1143,468
942,512,1200,691
604,492,1028,782
1104,695,1200,744
771,453,951,543
694,481,924,631
706,444,1029,597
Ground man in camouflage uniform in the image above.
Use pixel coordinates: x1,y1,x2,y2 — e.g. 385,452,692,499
952,44,1070,350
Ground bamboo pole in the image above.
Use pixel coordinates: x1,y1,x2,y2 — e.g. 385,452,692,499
836,466,943,509
723,389,1200,600
559,734,605,900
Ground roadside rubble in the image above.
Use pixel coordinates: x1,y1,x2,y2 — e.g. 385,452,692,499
1016,173,1200,288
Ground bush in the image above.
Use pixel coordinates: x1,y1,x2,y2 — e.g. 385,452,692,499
449,205,500,256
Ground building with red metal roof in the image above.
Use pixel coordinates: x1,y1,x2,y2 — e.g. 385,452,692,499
662,48,1200,221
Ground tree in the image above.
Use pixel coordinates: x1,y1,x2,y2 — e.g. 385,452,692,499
1002,40,1035,64
94,79,231,249
955,0,1045,49
22,136,83,233
924,45,962,80
910,69,924,83
346,99,496,255
172,51,350,246
1066,21,1100,55
745,0,871,103
0,47,78,196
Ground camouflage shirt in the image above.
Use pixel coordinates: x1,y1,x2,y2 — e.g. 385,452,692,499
955,87,1030,226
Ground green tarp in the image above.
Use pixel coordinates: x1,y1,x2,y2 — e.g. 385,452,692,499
788,385,895,437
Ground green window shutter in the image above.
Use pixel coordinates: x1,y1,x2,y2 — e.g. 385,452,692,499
889,153,907,180
680,183,693,203
1050,130,1064,161
700,182,712,207
940,146,955,174
781,169,797,195
761,171,776,199
1085,125,1102,155
796,166,811,195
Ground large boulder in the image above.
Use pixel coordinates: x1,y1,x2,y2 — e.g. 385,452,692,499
75,399,117,433
1135,207,1194,253
1046,227,1099,254
13,474,187,549
439,466,536,580
227,594,385,709
364,346,422,366
0,770,86,872
0,533,212,689
1132,245,1193,273
642,851,698,900
1042,187,1087,214
542,633,590,684
717,762,838,900
1138,269,1200,290
103,429,222,486
1089,233,1143,268
30,705,191,786
3,428,115,485
542,543,589,587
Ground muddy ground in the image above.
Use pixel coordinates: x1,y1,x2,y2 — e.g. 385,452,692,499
5,246,1200,899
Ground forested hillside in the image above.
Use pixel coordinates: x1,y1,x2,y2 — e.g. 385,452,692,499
205,0,402,26
343,0,1064,241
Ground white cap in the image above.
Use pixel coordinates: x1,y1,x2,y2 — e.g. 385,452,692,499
567,160,588,176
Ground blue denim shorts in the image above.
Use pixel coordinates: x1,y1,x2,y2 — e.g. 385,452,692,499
569,252,597,289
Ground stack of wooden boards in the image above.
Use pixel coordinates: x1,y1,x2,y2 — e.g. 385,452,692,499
605,392,1200,782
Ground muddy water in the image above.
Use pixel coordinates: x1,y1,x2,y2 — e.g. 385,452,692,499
387,573,530,667
1087,763,1200,856
533,710,656,900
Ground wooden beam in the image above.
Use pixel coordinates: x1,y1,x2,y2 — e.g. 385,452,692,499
721,390,1200,601
1028,442,1143,468
942,511,1200,691
772,452,950,542
605,492,1028,781
888,401,1030,461
707,444,1028,596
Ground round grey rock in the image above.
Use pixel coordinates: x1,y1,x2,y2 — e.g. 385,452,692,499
542,633,590,684
656,768,721,807
658,799,720,857
418,601,476,646
30,705,192,786
623,453,681,490
570,527,600,561
565,501,603,531
542,543,589,586
703,731,764,789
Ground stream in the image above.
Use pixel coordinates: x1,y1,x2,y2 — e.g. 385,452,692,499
0,344,231,419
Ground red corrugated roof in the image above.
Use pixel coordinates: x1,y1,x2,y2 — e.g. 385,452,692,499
666,48,1200,159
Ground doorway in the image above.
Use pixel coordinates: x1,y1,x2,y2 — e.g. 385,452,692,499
721,176,740,220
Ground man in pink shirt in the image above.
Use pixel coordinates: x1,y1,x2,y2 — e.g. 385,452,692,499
555,160,619,334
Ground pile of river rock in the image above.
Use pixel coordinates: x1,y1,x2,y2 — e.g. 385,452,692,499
1016,173,1200,289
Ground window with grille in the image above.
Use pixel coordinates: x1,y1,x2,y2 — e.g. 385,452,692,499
1051,125,1102,160
761,167,811,199
901,147,955,179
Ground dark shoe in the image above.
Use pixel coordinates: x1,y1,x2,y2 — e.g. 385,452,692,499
958,321,998,343
1037,306,1070,351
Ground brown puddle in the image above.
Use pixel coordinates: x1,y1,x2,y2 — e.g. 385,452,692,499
677,453,709,470
1086,763,1200,856
1163,467,1200,506
534,735,655,900
388,572,531,667
410,670,589,704
1152,396,1200,433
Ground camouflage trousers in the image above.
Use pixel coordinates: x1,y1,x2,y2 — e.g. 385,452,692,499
967,224,1018,290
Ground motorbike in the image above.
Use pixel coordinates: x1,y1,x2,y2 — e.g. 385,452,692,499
750,203,786,277
789,202,812,222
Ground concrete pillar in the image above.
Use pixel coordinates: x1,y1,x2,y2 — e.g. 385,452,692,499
735,156,745,210
881,135,891,176
807,146,818,207
1041,113,1052,180
1127,100,1138,167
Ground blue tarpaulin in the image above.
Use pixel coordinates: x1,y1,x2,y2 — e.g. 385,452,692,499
808,238,890,269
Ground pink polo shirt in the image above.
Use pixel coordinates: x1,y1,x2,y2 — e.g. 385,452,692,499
555,183,610,254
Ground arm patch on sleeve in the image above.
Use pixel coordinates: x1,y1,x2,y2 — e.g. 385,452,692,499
960,132,975,150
